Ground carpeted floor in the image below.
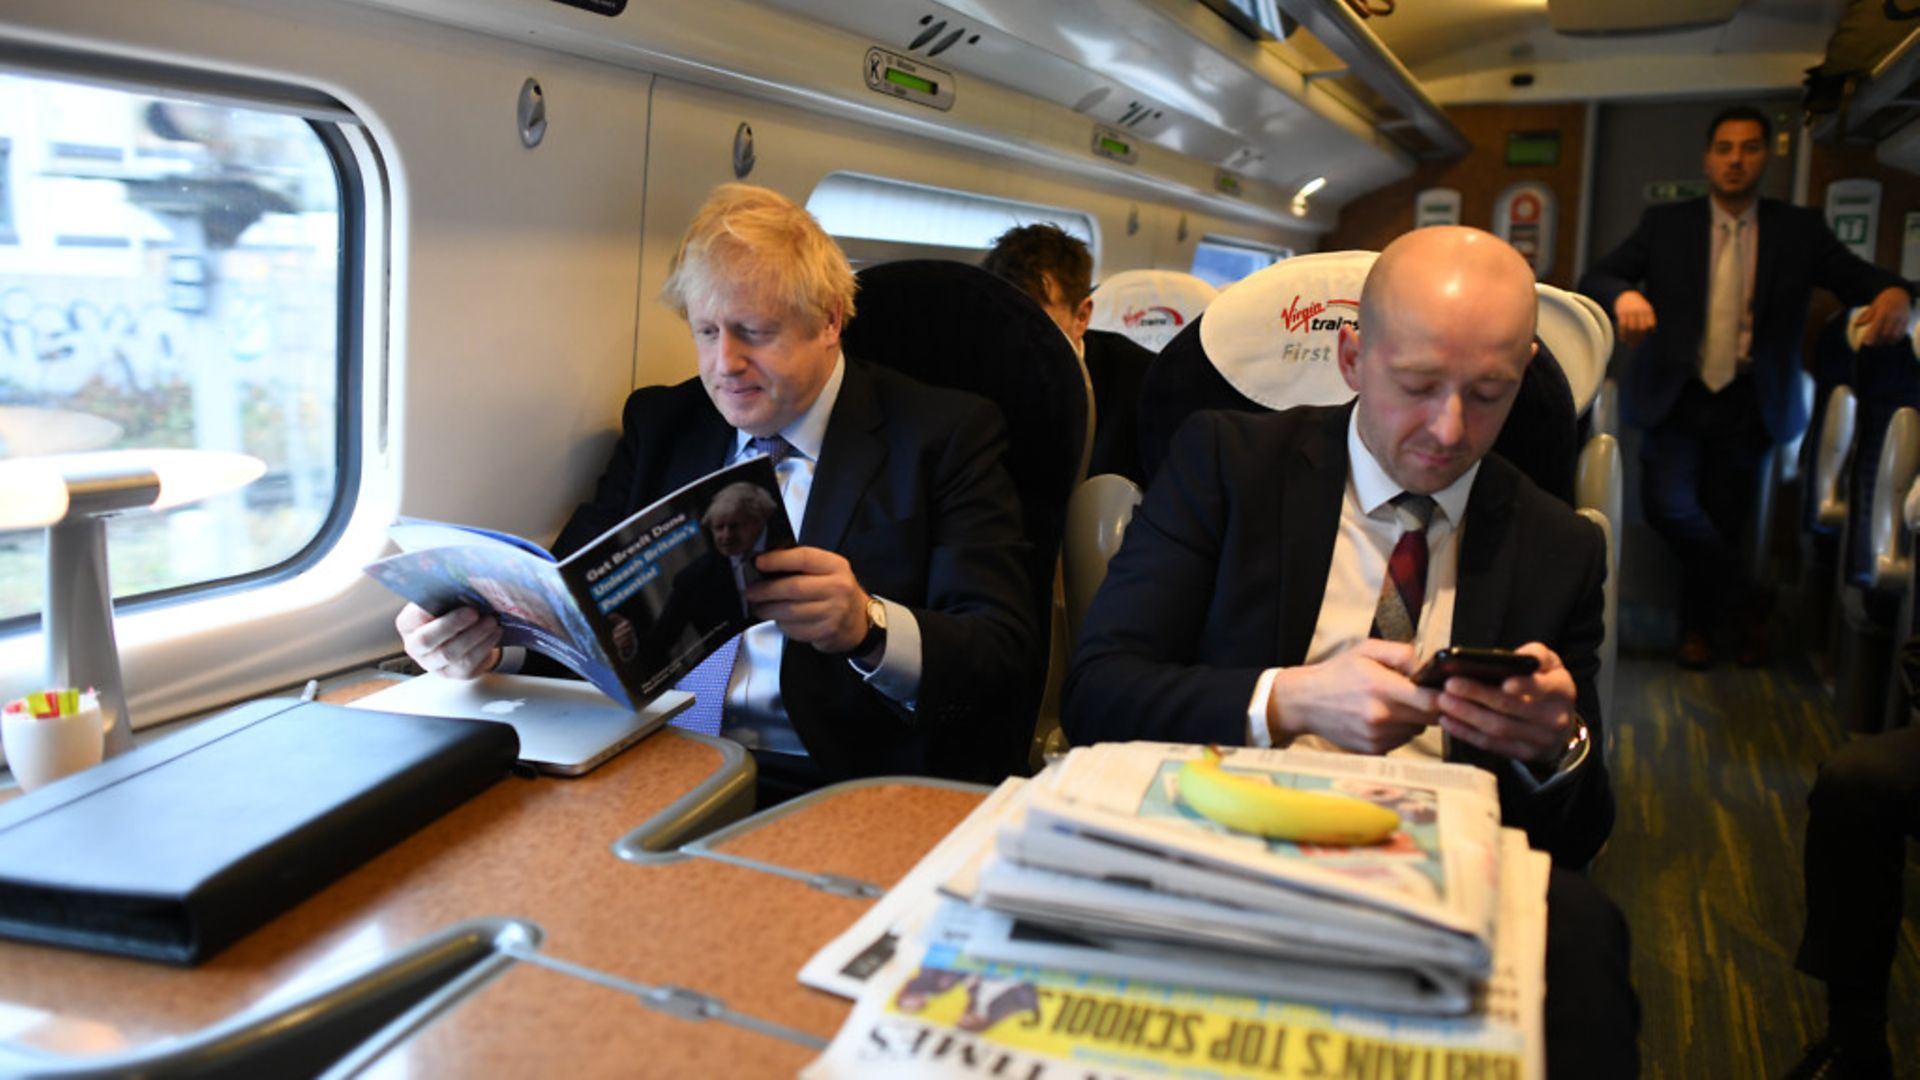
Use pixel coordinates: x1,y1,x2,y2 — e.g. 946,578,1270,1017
1593,650,1919,1077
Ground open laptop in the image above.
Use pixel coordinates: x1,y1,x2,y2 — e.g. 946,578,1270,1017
351,673,692,776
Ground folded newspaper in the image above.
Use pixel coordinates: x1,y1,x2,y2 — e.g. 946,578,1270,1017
801,756,1550,1080
940,742,1504,1007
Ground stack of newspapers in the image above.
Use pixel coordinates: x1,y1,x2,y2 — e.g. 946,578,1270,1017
801,741,1552,1080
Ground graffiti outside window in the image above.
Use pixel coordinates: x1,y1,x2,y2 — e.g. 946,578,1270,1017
0,73,346,623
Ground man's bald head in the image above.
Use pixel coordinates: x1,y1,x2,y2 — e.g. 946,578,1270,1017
1337,227,1539,494
1360,226,1538,353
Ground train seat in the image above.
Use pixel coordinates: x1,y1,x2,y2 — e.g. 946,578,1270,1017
1832,325,1920,735
841,259,1088,775
1134,251,1586,502
1087,268,1219,353
1081,248,1621,725
1564,290,1619,437
1536,282,1609,420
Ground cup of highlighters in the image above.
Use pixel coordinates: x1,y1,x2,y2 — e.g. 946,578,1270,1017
2,688,106,793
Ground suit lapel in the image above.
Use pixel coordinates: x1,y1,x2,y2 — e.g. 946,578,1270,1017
800,360,885,550
1276,404,1352,666
1453,457,1519,646
669,399,737,493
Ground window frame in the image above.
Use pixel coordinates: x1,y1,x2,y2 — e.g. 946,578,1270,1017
806,171,1102,273
0,137,15,245
0,58,371,635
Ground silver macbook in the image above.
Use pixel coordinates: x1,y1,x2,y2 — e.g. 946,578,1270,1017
351,674,691,776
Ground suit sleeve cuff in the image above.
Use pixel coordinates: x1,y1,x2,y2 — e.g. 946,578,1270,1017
1246,668,1282,748
850,597,920,709
1507,714,1591,794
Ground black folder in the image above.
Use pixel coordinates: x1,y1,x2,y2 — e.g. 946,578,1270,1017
0,697,519,965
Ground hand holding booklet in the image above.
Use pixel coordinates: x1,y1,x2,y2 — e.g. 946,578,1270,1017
363,456,794,709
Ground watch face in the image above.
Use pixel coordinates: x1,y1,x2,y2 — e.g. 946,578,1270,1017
867,597,888,631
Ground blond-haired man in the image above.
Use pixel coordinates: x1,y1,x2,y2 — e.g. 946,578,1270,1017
400,183,1037,796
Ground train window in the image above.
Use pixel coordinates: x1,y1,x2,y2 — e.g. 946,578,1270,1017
1190,235,1293,288
0,68,360,627
806,172,1099,269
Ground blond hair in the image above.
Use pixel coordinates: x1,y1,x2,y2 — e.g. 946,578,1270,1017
660,183,857,334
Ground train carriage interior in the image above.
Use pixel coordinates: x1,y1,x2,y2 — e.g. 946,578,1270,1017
0,0,1916,1076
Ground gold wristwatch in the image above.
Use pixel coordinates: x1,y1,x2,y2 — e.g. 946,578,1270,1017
831,595,888,660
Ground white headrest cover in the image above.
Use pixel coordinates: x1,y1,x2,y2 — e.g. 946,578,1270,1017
1566,290,1615,357
1535,283,1607,416
1088,270,1220,352
1196,251,1375,410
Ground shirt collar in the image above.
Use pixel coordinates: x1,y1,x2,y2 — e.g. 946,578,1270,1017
1345,408,1478,527
733,352,844,463
1711,199,1758,232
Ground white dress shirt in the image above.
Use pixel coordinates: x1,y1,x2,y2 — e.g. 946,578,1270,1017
1245,411,1477,758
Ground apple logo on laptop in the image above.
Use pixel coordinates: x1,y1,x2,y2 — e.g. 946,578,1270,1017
481,698,527,716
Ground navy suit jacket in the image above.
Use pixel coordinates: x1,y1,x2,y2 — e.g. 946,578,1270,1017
1063,404,1614,867
551,358,1039,783
1579,196,1909,443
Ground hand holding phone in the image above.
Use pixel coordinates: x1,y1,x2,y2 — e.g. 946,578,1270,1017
1412,646,1540,688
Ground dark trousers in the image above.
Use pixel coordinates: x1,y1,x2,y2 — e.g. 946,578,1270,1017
1545,868,1641,1078
750,746,833,810
1639,376,1773,633
1795,725,1920,1010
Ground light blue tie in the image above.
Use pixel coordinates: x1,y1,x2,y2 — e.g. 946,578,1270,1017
669,633,740,737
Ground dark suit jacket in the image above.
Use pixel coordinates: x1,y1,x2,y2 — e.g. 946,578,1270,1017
1082,328,1153,483
1579,196,1910,443
552,358,1039,783
1062,403,1614,867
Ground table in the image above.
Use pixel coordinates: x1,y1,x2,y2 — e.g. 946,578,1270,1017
327,779,986,1078
0,690,985,1078
0,716,756,1075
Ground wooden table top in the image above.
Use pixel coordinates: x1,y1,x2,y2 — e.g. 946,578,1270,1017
0,726,737,1061
331,781,986,1079
0,682,987,1080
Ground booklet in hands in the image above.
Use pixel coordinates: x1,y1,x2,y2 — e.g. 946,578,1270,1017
364,456,794,709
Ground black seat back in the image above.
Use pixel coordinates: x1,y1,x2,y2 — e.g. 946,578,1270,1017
842,259,1088,766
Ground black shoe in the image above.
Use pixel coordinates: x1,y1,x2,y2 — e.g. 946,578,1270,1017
1782,1035,1893,1080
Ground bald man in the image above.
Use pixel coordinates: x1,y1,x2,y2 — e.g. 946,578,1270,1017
1064,227,1635,1074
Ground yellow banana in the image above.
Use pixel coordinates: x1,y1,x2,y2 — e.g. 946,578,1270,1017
1175,747,1400,845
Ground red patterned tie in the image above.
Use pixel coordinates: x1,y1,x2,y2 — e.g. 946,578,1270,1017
1371,493,1436,643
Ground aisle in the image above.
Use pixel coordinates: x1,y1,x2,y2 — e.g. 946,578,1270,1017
1594,653,1920,1077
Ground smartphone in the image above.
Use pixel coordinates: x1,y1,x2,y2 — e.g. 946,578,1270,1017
1412,646,1540,688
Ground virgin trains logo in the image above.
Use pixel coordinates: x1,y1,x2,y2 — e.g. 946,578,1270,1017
1279,294,1359,334
1278,294,1359,363
1121,305,1186,329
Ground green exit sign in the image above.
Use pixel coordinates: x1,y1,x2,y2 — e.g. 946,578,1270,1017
1644,180,1709,204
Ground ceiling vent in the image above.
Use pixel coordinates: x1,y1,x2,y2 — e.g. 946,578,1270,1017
906,12,979,58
